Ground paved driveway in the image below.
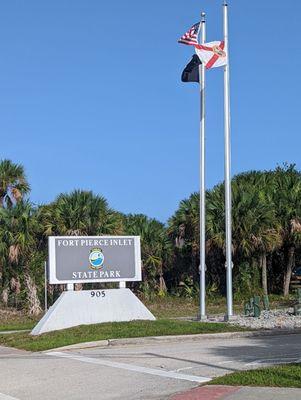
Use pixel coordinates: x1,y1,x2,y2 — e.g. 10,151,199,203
0,333,301,399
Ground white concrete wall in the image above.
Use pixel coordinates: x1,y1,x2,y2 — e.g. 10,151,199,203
31,289,155,335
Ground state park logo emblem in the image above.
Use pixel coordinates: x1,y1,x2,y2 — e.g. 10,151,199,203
88,248,105,270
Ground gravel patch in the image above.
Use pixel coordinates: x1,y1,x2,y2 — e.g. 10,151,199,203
228,308,301,330
202,308,301,330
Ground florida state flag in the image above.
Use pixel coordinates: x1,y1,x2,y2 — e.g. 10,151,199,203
195,41,227,69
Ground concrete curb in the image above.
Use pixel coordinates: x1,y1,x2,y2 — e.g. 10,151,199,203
49,339,109,351
0,329,30,335
45,328,301,352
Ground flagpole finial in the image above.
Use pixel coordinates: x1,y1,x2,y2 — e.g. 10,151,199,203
201,12,206,22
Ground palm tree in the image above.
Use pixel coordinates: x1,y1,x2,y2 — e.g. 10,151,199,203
39,190,123,236
0,215,9,304
0,201,42,314
0,159,30,207
168,193,200,251
167,193,201,288
233,172,281,295
124,214,171,294
207,174,281,295
270,165,301,296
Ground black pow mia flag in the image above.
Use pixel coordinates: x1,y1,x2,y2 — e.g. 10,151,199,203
181,54,201,83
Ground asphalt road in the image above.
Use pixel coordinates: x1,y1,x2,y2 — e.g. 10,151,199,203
1,333,301,400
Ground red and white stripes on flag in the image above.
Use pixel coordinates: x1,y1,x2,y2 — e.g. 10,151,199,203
178,22,200,46
195,41,227,69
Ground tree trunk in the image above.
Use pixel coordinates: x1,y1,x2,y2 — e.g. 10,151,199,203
159,274,167,293
283,246,295,297
0,265,2,289
261,253,268,296
1,288,8,307
25,274,42,316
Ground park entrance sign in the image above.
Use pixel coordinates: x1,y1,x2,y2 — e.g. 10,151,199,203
31,236,155,336
48,236,141,284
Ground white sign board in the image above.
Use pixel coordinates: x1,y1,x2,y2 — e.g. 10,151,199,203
48,236,141,284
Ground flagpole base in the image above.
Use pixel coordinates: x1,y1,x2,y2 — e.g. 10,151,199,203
224,314,237,322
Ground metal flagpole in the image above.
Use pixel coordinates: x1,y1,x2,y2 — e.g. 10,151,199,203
223,1,233,319
44,261,48,313
199,12,206,320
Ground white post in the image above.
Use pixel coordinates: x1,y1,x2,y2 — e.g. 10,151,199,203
119,282,126,288
223,2,233,319
67,283,74,291
199,12,206,320
44,261,48,313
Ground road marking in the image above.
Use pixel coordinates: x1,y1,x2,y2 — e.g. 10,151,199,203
47,351,211,384
171,366,194,372
0,393,20,400
217,360,234,365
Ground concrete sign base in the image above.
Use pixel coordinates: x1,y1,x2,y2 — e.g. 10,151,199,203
31,289,156,335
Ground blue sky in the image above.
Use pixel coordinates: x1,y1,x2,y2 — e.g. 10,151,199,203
0,0,300,222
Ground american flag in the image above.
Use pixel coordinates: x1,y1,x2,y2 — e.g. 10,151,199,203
178,22,200,45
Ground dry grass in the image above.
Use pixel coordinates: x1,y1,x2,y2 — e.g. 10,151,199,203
0,294,294,331
0,307,39,331
145,296,244,319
